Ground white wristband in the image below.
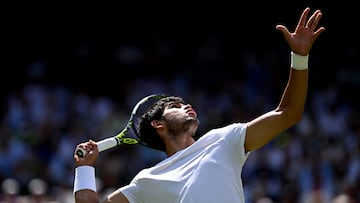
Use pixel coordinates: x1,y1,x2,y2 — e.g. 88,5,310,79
73,166,96,193
291,51,309,70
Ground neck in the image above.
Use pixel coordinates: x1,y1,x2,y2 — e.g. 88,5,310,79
165,135,195,157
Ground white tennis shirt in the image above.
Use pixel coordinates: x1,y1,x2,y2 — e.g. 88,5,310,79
118,123,250,203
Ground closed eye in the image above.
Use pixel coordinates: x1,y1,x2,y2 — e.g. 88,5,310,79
167,102,183,109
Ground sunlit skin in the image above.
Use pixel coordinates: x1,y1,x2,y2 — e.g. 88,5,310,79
151,102,200,157
74,7,325,203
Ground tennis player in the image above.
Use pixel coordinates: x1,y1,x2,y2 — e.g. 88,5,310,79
73,7,325,203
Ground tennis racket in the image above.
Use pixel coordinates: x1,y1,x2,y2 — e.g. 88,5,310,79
76,94,168,157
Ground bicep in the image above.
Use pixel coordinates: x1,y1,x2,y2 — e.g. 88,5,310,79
245,109,293,151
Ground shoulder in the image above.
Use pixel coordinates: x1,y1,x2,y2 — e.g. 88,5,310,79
200,123,249,159
195,123,247,146
205,123,247,138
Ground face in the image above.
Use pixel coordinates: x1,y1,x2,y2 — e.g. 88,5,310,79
161,101,200,136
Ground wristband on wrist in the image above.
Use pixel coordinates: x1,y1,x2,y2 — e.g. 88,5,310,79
73,166,97,193
291,51,309,70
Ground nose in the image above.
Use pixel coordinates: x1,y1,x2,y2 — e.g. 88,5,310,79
184,104,192,109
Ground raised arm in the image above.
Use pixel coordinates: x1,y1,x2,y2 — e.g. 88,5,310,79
245,7,325,151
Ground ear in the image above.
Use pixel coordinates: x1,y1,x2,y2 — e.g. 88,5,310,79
151,120,164,129
151,120,166,139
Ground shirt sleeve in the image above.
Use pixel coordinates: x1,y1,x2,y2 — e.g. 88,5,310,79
118,181,140,203
222,123,250,162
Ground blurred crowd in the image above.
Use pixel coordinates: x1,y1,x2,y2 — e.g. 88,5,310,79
1,17,359,203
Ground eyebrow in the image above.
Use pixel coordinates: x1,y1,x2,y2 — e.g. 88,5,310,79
165,101,176,106
165,101,183,107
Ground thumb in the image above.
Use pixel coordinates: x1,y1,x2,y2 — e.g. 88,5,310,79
276,24,291,43
276,25,290,35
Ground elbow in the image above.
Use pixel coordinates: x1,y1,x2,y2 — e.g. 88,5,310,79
293,106,306,124
292,112,304,125
280,107,305,127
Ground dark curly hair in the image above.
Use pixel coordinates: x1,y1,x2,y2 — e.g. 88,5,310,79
137,96,185,152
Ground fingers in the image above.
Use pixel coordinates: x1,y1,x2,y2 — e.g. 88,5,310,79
74,140,99,167
276,7,324,34
275,25,290,42
313,26,326,41
276,7,325,55
297,7,310,27
89,140,97,148
306,9,326,41
74,140,98,158
306,9,323,30
275,25,289,34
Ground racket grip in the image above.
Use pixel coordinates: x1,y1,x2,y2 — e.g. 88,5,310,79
97,137,118,152
76,138,118,158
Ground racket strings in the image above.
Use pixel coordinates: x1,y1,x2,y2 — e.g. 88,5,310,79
131,94,168,144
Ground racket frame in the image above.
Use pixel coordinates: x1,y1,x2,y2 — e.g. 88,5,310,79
76,94,167,157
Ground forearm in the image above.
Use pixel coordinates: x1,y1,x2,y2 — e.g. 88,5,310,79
274,5,324,123
75,190,100,203
74,166,100,203
277,66,308,124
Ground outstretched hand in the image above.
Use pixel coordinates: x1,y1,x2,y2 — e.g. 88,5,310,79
276,7,325,55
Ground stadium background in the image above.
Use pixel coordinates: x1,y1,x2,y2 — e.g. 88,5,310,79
1,1,359,202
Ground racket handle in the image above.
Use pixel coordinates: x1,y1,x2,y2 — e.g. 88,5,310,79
76,137,118,158
97,137,118,152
